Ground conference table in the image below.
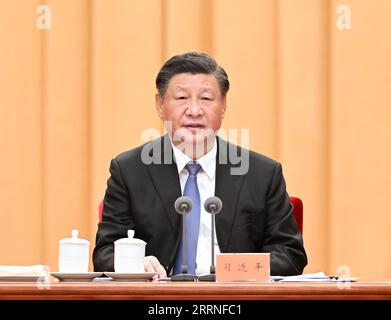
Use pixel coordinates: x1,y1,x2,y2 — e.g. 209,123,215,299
1,280,389,318
0,280,390,300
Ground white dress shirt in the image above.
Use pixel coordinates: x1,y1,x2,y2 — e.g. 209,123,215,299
171,139,221,276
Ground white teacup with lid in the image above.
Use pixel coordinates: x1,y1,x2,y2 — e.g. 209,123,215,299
114,230,146,273
58,229,90,273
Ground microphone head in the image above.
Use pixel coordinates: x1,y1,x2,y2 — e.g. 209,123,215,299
204,196,223,214
174,196,193,214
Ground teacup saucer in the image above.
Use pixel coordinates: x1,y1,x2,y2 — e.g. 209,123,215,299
50,272,103,282
0,275,44,282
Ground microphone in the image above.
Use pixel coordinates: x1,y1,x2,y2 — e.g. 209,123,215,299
174,196,192,214
171,196,198,281
198,196,223,282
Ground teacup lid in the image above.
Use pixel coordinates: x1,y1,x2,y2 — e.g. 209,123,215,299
59,229,90,245
114,230,146,245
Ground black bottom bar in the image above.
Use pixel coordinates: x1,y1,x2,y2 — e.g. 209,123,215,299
0,300,388,318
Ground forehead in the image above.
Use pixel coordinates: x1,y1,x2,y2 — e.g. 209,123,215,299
168,73,219,92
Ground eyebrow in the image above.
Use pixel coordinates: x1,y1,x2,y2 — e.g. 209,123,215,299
173,86,214,93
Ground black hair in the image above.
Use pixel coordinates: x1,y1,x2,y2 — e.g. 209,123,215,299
156,52,230,97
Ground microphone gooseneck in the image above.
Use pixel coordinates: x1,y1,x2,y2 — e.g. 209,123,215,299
198,196,223,282
171,196,198,281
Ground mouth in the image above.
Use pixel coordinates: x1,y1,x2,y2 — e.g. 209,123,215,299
183,123,205,129
182,123,205,133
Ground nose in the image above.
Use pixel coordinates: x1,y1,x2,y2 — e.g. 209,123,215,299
186,99,203,117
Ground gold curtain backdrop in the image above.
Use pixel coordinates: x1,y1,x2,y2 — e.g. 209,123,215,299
0,0,390,280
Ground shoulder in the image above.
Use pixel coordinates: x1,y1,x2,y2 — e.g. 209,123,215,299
217,136,280,175
248,149,280,171
113,136,164,166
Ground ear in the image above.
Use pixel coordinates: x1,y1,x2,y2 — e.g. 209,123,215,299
155,93,164,119
221,96,227,119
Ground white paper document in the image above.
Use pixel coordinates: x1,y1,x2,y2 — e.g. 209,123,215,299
270,272,358,282
0,265,48,276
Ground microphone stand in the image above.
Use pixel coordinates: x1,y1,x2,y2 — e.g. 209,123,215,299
198,206,217,281
171,199,198,282
198,197,222,282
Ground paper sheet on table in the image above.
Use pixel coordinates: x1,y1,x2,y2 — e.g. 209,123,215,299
0,265,48,276
270,272,336,282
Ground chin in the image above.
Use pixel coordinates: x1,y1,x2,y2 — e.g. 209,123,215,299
189,135,215,153
180,134,204,146
172,128,215,153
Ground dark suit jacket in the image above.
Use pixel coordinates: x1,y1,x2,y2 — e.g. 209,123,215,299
93,135,307,276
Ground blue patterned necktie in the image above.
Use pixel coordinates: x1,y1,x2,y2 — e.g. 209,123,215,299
173,162,202,275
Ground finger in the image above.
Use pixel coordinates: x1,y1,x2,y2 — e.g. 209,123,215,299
152,273,159,281
148,257,167,278
144,260,155,273
145,256,167,279
155,264,167,279
144,261,159,281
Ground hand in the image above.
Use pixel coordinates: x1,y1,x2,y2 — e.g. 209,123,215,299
144,255,167,280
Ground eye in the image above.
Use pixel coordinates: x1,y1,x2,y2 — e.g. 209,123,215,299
176,96,187,100
201,97,212,101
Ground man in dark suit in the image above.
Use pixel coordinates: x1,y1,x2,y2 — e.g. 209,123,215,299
93,52,307,278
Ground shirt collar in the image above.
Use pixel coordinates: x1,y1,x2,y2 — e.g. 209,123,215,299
172,139,217,180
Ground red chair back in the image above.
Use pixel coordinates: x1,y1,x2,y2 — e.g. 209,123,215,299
290,196,303,233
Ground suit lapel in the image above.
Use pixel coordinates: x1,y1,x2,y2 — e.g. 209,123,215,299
144,136,245,252
215,137,245,252
144,136,182,232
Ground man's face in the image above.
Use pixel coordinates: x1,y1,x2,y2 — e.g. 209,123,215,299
156,73,226,153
